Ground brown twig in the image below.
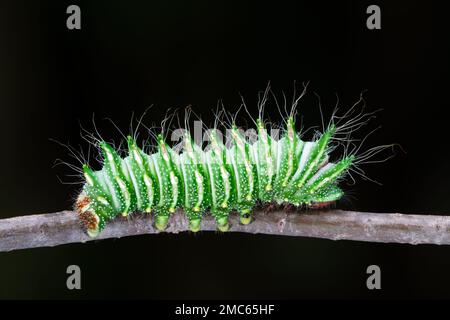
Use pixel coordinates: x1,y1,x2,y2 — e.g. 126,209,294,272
0,210,450,252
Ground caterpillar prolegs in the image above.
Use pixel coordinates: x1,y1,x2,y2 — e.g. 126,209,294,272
74,89,389,237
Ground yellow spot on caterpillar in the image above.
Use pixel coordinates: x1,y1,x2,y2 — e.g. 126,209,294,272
143,174,153,204
143,174,152,186
116,176,131,212
133,149,142,165
84,173,94,186
116,176,126,189
169,171,178,210
160,142,170,162
170,171,177,185
106,150,114,163
194,170,203,184
97,196,109,206
116,177,129,199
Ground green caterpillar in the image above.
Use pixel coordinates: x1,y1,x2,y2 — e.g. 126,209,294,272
74,89,387,237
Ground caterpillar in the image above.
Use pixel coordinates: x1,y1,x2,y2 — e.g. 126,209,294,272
70,85,393,237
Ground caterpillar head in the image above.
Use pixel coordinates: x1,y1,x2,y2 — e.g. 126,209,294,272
76,193,102,237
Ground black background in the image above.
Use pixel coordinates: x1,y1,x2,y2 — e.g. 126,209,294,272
0,0,449,299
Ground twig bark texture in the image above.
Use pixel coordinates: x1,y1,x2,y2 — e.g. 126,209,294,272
1,210,450,252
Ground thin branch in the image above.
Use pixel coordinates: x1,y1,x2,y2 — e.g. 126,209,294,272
1,210,450,252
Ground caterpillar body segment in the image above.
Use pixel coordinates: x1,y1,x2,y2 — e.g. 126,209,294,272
254,118,274,201
179,133,211,232
206,130,233,231
76,122,355,237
